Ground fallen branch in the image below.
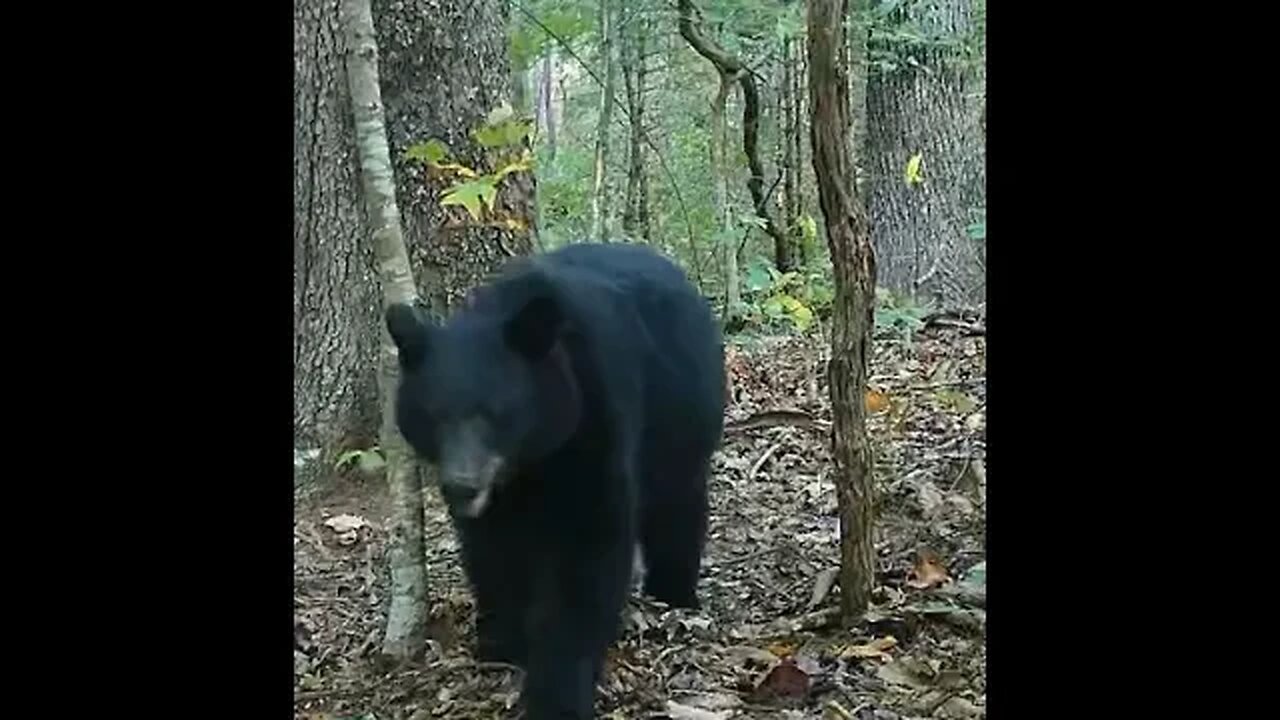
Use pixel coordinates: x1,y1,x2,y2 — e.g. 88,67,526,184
725,410,830,435
925,316,986,335
910,376,987,391
747,442,782,481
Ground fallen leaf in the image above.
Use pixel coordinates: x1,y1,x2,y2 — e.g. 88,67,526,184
961,561,986,590
725,645,781,668
808,567,840,609
677,693,743,712
322,514,368,534
915,480,945,518
906,549,950,589
663,701,731,720
839,635,898,660
767,641,797,658
937,696,984,719
865,389,891,413
754,658,811,700
875,655,935,688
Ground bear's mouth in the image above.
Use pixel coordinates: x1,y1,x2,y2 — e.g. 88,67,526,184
439,454,506,518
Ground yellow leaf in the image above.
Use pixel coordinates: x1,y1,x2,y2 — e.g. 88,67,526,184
766,642,796,658
839,635,898,661
904,152,924,186
434,162,479,179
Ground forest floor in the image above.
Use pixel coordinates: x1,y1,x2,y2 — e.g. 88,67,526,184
295,316,987,720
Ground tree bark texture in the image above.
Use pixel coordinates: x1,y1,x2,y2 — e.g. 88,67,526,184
807,0,877,621
342,0,427,660
294,0,382,486
781,37,802,267
373,0,536,313
711,71,741,327
590,0,617,243
621,12,651,244
847,0,870,191
866,0,984,305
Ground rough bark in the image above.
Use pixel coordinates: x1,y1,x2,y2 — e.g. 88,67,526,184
866,0,985,305
677,0,791,271
590,0,617,243
807,0,877,621
341,0,427,660
294,0,381,487
373,0,536,310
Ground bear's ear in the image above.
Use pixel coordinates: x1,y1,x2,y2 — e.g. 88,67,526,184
386,302,431,368
504,294,563,361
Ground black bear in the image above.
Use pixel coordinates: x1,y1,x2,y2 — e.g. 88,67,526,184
386,243,724,719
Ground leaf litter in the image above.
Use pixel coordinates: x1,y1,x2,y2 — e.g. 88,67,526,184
294,323,986,719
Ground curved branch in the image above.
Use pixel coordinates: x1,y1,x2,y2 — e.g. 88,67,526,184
677,0,789,267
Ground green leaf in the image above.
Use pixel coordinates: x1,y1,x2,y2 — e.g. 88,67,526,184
799,214,818,243
490,152,533,184
405,138,449,165
441,179,498,221
775,293,815,331
486,103,515,128
356,451,386,475
745,261,772,293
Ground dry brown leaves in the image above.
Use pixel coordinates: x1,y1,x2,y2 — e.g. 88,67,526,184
294,324,986,719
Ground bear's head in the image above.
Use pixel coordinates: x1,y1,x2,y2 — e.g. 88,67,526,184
385,286,582,518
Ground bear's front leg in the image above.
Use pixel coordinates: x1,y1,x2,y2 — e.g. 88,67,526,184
520,532,633,720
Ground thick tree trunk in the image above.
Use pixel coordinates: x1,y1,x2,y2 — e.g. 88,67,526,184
590,0,617,243
808,0,877,621
866,0,984,305
293,0,381,488
373,0,536,310
341,0,427,660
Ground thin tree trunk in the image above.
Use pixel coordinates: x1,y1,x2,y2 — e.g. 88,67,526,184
620,12,650,244
678,0,790,271
847,0,869,192
371,0,536,656
294,0,381,488
782,37,800,266
808,0,877,621
590,0,617,243
341,0,427,660
711,71,740,327
792,36,809,265
539,51,557,161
